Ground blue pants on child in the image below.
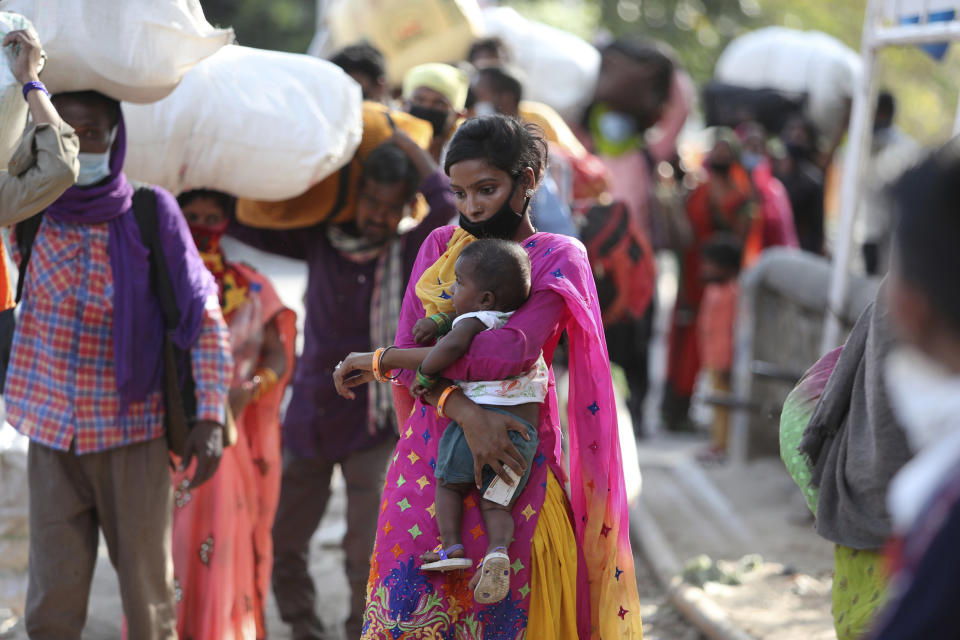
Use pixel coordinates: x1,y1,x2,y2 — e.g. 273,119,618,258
434,405,539,497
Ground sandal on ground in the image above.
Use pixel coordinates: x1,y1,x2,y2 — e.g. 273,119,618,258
420,544,473,571
474,547,511,604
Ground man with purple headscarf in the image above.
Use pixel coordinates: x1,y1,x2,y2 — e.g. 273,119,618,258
4,90,232,640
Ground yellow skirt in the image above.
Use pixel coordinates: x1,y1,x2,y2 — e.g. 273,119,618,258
527,471,580,639
832,544,888,640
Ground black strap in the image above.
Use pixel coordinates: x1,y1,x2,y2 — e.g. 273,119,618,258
130,187,180,330
130,186,197,420
14,214,44,303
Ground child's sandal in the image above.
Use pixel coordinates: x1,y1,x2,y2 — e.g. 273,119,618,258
474,546,511,603
420,544,473,572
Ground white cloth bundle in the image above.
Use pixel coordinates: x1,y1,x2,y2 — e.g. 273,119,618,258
0,11,40,168
123,45,364,201
480,7,600,122
714,27,861,137
0,0,233,103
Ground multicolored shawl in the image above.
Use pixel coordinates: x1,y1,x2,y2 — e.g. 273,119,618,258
190,222,251,321
780,346,842,514
327,225,405,434
364,227,641,639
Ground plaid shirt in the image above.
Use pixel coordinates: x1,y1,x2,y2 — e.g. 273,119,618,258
6,217,232,454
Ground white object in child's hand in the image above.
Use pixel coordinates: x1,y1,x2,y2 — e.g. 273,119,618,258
483,465,522,507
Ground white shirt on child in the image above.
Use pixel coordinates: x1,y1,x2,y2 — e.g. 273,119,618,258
452,311,549,407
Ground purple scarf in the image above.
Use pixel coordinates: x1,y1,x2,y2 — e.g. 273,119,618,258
44,116,215,408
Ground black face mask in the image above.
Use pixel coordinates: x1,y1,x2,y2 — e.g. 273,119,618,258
784,141,810,160
708,158,732,176
408,104,449,138
458,179,530,240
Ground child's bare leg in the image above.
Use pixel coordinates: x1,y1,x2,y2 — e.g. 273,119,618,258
469,500,515,591
480,500,515,553
420,482,471,563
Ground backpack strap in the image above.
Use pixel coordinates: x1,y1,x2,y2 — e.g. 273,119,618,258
130,186,197,420
130,187,180,331
14,213,45,303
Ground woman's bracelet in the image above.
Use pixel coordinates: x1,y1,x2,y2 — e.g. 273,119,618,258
429,312,453,336
436,384,460,419
415,364,439,390
22,80,49,101
372,346,401,383
372,347,387,382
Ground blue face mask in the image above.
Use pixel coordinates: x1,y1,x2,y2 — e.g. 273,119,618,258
597,110,637,143
741,151,764,171
76,151,112,187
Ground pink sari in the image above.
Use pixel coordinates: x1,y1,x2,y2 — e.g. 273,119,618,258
171,264,297,639
364,228,642,639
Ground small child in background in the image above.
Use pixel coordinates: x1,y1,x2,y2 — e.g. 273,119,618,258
868,140,960,638
696,233,743,461
407,239,547,604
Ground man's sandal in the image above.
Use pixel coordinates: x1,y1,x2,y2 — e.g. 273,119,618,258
420,544,473,571
474,546,511,603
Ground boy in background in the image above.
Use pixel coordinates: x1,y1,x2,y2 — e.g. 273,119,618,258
696,233,742,460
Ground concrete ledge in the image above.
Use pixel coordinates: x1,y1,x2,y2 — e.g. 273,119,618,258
631,497,755,640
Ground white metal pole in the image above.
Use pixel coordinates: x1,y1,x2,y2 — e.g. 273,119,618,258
821,0,883,354
307,0,330,57
953,88,960,135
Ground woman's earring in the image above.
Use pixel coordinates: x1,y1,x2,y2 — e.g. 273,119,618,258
525,188,534,198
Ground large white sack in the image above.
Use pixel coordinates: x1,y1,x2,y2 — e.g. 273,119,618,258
123,45,364,201
0,0,233,103
0,12,42,168
715,27,861,137
480,7,600,122
324,0,483,85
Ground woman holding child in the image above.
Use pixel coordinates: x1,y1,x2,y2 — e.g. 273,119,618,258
334,115,643,639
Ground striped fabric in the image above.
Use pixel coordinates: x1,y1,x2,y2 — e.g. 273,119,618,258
6,217,231,454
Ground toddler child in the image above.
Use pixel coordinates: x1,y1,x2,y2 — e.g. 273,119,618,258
409,238,547,605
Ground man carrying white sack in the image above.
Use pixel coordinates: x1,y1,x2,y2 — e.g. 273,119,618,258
0,29,78,386
0,30,77,312
6,85,232,639
0,29,78,221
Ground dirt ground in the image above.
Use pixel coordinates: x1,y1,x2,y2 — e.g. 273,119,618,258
636,435,836,640
702,563,834,640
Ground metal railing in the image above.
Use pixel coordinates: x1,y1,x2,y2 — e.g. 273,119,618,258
822,0,960,353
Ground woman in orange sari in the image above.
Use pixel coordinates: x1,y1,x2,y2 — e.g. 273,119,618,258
174,189,297,639
664,129,761,430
